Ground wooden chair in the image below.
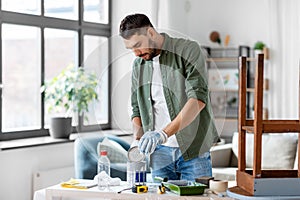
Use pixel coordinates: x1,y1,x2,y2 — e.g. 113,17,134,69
229,54,300,196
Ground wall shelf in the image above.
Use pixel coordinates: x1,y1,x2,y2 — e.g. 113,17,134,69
202,46,270,141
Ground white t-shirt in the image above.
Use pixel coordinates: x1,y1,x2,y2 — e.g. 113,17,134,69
151,55,179,147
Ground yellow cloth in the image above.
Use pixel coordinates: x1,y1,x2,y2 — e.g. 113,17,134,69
60,178,97,189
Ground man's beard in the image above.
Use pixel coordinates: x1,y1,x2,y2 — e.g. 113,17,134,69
140,39,159,61
143,48,157,60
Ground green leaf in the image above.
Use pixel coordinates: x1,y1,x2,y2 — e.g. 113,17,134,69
41,64,100,118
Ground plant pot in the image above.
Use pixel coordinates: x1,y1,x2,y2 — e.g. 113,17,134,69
254,49,263,56
49,117,72,139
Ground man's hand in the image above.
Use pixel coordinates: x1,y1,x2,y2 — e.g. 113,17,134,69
138,130,168,154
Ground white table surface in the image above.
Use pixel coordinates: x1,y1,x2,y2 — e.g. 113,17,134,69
33,180,234,200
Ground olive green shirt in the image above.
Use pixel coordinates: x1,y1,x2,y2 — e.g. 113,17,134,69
131,33,219,161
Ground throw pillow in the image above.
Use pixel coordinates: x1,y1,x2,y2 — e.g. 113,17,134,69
232,132,298,169
97,137,128,163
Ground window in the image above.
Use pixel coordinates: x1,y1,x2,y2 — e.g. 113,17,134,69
2,24,41,132
44,28,78,127
0,0,110,140
44,0,78,20
2,0,41,15
83,35,109,126
84,0,109,24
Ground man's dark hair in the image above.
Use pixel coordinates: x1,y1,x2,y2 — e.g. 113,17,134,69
119,13,154,39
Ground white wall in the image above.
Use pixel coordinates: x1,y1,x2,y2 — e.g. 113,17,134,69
0,143,74,200
185,0,269,47
110,0,155,131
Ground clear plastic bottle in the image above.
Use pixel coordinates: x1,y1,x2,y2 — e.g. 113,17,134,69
97,150,110,176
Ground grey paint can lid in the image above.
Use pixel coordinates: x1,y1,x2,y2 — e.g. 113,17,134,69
127,146,145,162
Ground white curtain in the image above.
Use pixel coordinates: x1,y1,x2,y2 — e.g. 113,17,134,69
268,0,300,119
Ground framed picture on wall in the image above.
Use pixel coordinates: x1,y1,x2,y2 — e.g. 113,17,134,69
208,69,239,90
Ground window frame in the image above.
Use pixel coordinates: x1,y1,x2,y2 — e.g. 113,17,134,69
0,1,111,140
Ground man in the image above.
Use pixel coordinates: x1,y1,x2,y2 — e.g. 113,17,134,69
119,13,219,181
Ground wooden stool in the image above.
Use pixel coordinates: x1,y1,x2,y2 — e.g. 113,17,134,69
229,54,300,196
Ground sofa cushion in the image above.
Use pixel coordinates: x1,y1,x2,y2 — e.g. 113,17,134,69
211,143,233,167
232,132,298,169
97,137,128,163
212,167,237,181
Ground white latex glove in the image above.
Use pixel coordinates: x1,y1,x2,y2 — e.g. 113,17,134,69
130,139,139,148
138,130,168,154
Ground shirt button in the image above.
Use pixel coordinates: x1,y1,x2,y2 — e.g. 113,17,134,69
148,98,151,101
147,81,150,84
149,113,152,115
148,129,151,131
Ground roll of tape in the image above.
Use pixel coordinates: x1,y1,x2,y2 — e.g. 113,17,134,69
209,179,228,193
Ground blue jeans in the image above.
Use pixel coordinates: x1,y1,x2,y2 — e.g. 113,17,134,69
150,145,212,181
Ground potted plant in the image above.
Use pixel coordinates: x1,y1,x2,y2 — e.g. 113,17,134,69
253,41,269,59
253,41,265,54
41,64,99,138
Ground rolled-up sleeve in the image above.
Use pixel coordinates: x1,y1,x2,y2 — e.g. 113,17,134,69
184,42,208,104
